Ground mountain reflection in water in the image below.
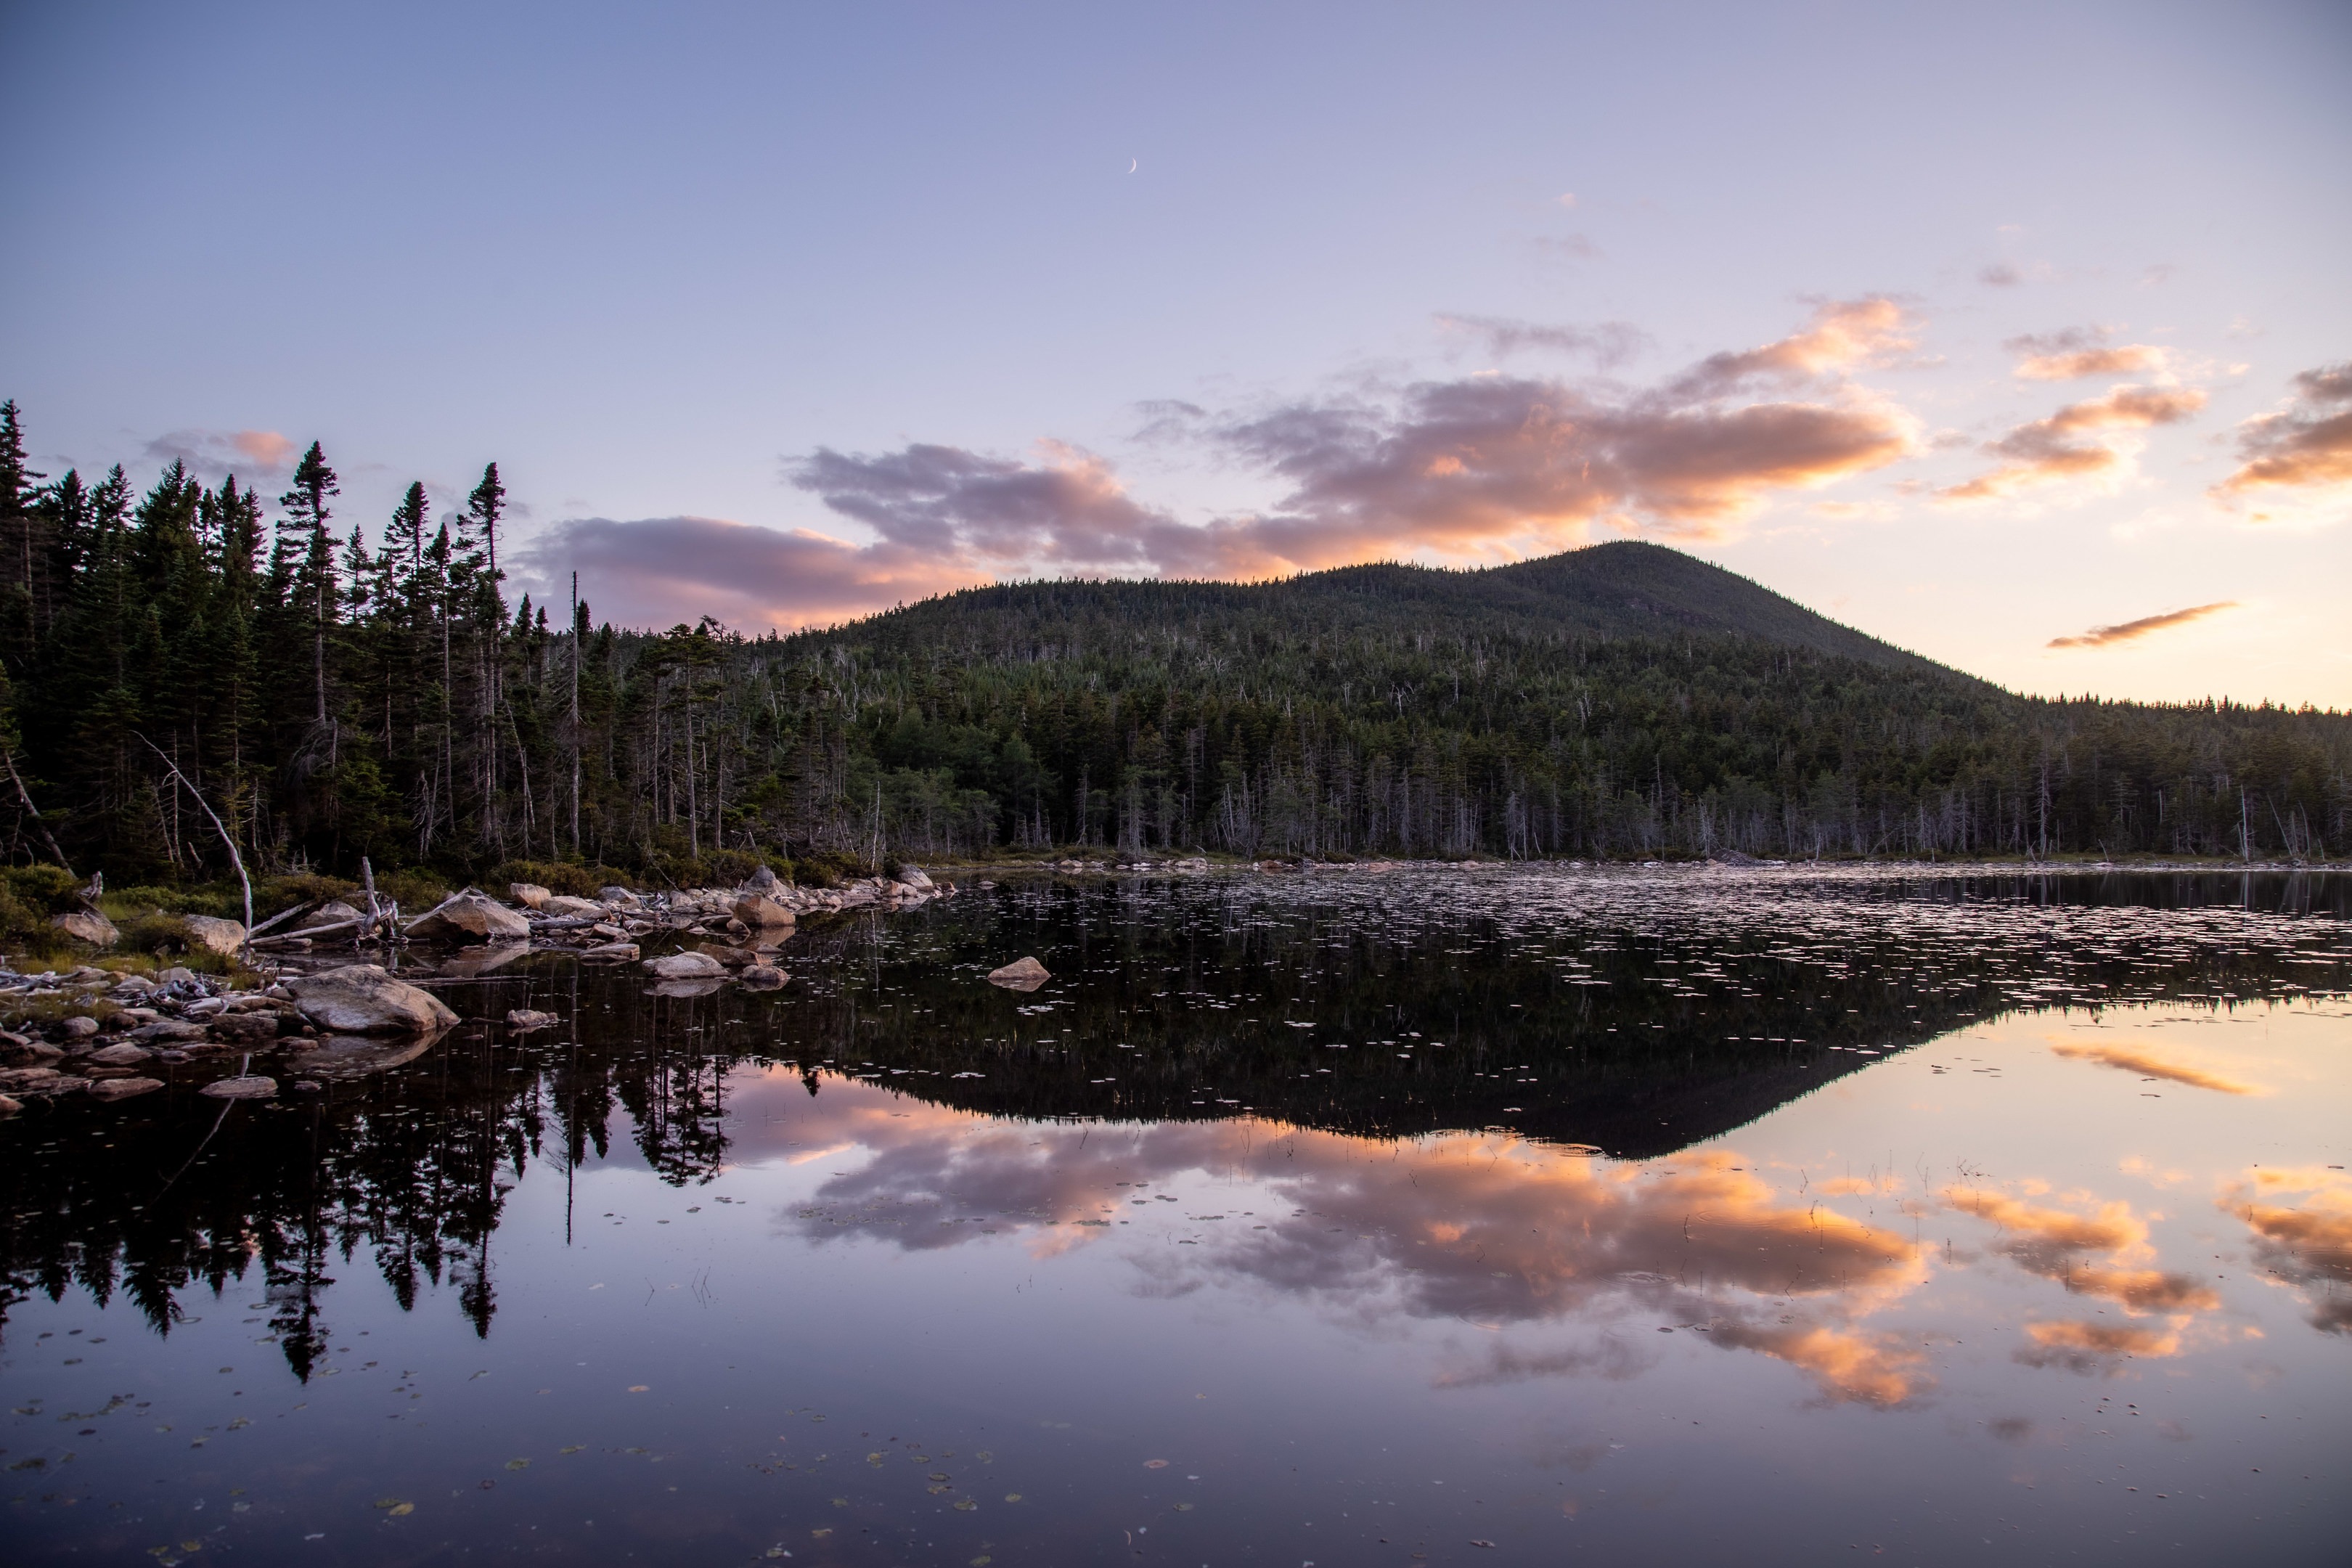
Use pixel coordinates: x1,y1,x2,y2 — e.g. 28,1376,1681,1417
3,867,2348,1567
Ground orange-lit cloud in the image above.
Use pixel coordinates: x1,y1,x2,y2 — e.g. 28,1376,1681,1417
2210,362,2352,519
1937,385,2207,503
2046,1039,2263,1091
2221,1166,2352,1334
2014,1318,2184,1373
1945,1186,2218,1314
739,1077,1930,1405
528,301,1926,629
142,426,299,480
2006,329,2170,382
2046,602,2237,650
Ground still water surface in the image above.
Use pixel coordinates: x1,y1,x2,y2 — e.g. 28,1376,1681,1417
6,868,2350,1566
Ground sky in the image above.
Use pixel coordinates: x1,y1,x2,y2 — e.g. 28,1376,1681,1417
4,0,2348,706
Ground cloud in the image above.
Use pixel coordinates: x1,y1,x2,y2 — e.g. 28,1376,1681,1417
1945,1186,2218,1315
2047,1038,2263,1091
2221,1167,2352,1335
1668,297,1914,399
2046,601,2237,650
1938,384,2207,503
520,300,1923,630
1979,264,2022,288
2210,362,2352,520
2014,1318,2184,1373
142,427,298,481
2005,329,2170,382
509,513,979,632
1433,314,1650,367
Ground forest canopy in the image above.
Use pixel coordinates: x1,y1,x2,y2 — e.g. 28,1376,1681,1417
0,400,2344,886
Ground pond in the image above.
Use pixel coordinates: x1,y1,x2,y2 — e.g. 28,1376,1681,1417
5,867,2350,1567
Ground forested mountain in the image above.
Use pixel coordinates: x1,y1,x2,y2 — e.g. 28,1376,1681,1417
0,401,2344,885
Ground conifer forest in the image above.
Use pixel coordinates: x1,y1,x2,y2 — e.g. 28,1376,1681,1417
1,401,2345,889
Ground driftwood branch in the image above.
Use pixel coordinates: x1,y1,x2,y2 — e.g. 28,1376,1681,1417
134,734,253,963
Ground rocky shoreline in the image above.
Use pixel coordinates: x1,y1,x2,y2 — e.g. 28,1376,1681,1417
0,865,963,1115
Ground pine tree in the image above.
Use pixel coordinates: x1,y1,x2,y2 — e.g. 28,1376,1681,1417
278,442,340,725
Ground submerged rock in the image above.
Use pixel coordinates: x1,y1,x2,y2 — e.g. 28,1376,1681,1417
642,951,726,981
200,1075,277,1099
987,956,1051,992
579,942,640,962
505,1008,559,1030
89,1075,164,1101
86,1042,152,1068
406,891,531,943
738,965,788,991
281,965,460,1034
207,1012,283,1047
50,909,119,947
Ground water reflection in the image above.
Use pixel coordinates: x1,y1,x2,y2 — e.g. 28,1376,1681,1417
2,869,2348,1567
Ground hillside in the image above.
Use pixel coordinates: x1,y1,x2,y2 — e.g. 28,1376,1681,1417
828,541,1956,679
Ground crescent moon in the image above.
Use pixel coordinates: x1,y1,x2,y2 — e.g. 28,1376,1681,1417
1128,158,1138,173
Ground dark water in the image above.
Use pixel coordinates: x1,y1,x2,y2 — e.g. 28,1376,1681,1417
5,867,2349,1567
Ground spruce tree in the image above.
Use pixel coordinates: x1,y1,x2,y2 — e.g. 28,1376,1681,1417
278,442,340,725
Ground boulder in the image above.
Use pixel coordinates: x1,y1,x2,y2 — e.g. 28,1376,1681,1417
200,1075,277,1099
57,1016,99,1040
738,965,788,991
987,956,1051,992
542,894,606,918
50,909,119,947
597,886,641,907
731,894,797,929
280,965,460,1035
87,1042,153,1068
740,864,783,895
298,900,367,931
89,1076,164,1101
1,1038,64,1067
0,1093,18,1116
181,915,246,956
508,882,552,910
642,951,726,981
505,1008,560,1031
897,865,935,891
579,942,640,962
405,891,531,943
0,1066,62,1090
128,1020,207,1044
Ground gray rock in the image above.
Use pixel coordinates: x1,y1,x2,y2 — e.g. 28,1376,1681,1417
181,915,247,955
128,1020,207,1043
740,864,782,894
642,951,726,980
87,1042,153,1067
897,865,935,891
738,965,788,991
200,1075,277,1099
208,1013,284,1047
505,1008,560,1030
89,1075,164,1101
280,965,460,1034
649,978,724,998
597,886,641,907
57,1016,99,1040
507,882,552,910
542,894,606,917
405,891,531,943
987,956,1051,992
51,909,120,947
2,1038,65,1066
298,899,368,931
579,942,640,962
0,1093,18,1116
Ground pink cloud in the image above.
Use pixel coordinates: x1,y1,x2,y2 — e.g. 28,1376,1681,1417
1938,385,2207,503
2210,362,2352,517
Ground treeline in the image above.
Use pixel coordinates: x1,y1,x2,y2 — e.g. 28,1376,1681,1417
1,401,2346,883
